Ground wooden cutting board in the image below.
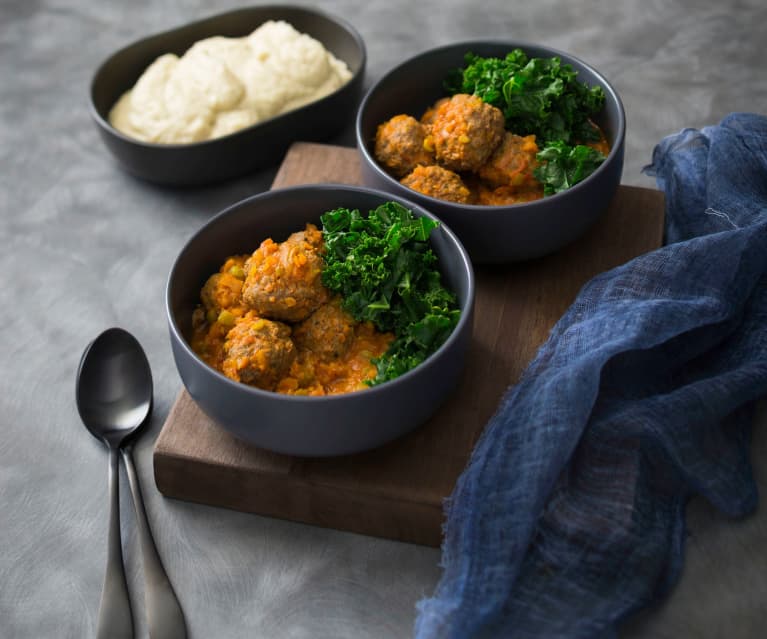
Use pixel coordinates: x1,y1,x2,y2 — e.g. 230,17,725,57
153,142,665,547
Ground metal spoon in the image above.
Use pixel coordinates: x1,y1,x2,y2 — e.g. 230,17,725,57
77,327,187,639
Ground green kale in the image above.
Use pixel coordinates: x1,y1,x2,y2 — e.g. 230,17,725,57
320,201,460,386
444,49,605,145
534,141,606,196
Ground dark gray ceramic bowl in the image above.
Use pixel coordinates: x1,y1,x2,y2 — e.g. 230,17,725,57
356,40,625,263
90,6,366,186
166,184,475,457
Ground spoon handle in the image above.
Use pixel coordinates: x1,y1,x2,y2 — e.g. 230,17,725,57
122,447,188,639
97,447,135,639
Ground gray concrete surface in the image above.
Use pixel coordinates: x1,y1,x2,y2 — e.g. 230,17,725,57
1,1,766,637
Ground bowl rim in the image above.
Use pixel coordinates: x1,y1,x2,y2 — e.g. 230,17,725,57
165,183,476,403
89,4,367,150
355,38,626,215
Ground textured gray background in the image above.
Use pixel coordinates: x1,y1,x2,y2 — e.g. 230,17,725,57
2,1,766,638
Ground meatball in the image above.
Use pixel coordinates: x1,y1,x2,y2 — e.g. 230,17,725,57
420,97,449,130
478,132,540,190
430,94,505,172
400,165,473,204
374,114,435,178
292,298,357,361
221,312,296,390
200,272,244,320
241,223,329,323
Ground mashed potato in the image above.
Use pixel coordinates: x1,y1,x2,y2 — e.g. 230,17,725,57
108,20,353,144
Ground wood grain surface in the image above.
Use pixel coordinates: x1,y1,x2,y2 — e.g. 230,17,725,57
153,142,665,547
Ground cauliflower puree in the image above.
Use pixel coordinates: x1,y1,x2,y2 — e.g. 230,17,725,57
108,20,353,144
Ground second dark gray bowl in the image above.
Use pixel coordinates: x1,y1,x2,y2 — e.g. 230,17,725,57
356,40,625,263
166,184,475,457
90,6,366,186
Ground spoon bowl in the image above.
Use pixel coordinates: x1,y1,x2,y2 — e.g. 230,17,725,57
77,327,153,445
77,327,186,639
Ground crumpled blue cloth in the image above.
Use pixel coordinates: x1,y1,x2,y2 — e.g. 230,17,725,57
415,112,767,639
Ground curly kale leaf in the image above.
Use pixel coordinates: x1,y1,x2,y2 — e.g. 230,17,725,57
444,49,606,145
534,141,607,196
320,201,460,385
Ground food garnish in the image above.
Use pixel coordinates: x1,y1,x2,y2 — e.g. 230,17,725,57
320,201,460,385
444,49,605,145
442,49,609,196
534,141,608,195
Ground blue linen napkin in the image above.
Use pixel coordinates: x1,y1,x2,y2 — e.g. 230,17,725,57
414,112,767,639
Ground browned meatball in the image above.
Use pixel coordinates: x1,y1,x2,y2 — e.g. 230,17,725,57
241,223,329,323
420,97,449,130
430,94,505,172
478,132,540,190
374,114,436,178
292,298,357,361
400,165,473,204
221,312,296,390
200,272,243,318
